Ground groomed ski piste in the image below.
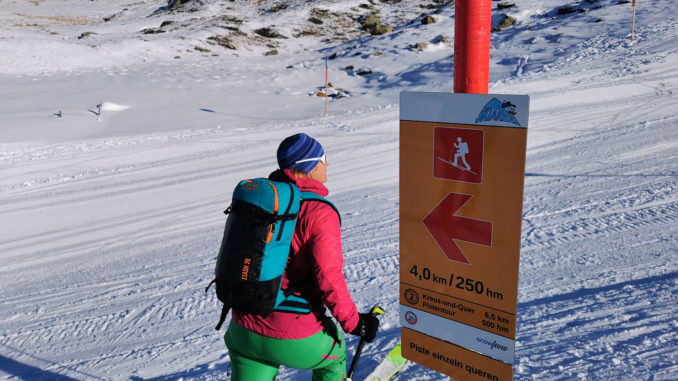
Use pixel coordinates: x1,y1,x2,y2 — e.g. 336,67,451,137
0,0,676,380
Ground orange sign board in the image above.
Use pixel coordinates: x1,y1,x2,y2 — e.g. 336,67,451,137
400,92,529,378
402,328,513,381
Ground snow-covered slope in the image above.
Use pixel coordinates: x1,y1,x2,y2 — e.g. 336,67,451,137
1,0,676,380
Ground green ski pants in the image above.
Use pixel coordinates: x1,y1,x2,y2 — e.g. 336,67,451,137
224,320,347,381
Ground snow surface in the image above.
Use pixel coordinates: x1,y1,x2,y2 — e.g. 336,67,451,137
1,0,676,380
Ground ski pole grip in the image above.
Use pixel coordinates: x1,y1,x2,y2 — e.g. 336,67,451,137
370,306,385,317
347,306,385,379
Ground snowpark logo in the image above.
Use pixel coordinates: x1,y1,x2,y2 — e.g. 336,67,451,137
475,98,521,126
476,337,508,352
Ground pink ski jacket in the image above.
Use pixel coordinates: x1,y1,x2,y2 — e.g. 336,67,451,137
232,170,360,339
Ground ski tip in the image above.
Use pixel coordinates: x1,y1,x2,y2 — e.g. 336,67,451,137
370,306,385,316
366,344,407,381
388,345,406,366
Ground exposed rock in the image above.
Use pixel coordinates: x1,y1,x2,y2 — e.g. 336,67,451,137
415,42,428,51
221,26,242,33
254,27,287,39
141,28,166,34
311,8,330,17
360,14,393,35
269,3,288,13
557,5,577,15
371,23,393,35
207,35,236,49
432,35,449,44
422,16,436,25
77,31,95,39
265,49,279,56
165,0,200,12
362,14,380,29
294,29,321,38
221,15,243,25
493,14,516,31
356,68,373,76
194,46,211,53
497,3,516,10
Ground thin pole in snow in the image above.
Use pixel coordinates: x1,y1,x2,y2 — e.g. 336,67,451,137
631,0,637,42
324,57,329,117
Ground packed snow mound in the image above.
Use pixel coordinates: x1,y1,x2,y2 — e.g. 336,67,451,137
97,101,131,113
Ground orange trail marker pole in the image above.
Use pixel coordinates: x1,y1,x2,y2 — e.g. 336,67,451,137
453,0,492,94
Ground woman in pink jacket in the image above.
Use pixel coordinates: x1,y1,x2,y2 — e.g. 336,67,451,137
224,133,379,380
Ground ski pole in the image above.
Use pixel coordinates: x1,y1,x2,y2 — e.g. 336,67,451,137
347,306,385,380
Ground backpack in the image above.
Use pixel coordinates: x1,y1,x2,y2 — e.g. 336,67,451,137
205,177,339,330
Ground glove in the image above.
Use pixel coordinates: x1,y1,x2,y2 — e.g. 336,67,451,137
351,312,380,343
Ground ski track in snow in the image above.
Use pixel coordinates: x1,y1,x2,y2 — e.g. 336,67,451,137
511,15,678,381
1,0,677,380
0,112,402,381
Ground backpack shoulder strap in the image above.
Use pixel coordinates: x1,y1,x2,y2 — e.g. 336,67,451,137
300,191,341,225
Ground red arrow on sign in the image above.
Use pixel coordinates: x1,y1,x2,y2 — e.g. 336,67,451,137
423,193,493,264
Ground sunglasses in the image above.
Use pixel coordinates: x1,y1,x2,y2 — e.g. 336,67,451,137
294,153,327,165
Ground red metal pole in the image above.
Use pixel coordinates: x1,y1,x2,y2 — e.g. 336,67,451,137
454,0,492,94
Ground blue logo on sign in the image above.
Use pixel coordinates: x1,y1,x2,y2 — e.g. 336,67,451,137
476,337,509,352
475,98,520,126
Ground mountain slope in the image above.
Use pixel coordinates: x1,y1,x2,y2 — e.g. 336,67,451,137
1,0,676,380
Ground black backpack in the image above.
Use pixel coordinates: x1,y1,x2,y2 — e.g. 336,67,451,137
205,178,339,330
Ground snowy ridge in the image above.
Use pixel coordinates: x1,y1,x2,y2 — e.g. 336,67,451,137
1,0,677,380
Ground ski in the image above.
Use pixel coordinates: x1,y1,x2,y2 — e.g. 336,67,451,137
366,344,407,381
437,157,478,175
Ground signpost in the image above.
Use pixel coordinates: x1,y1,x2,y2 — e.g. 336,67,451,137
400,91,529,381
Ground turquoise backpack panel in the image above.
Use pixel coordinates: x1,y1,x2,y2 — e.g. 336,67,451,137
231,179,301,282
209,178,341,329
